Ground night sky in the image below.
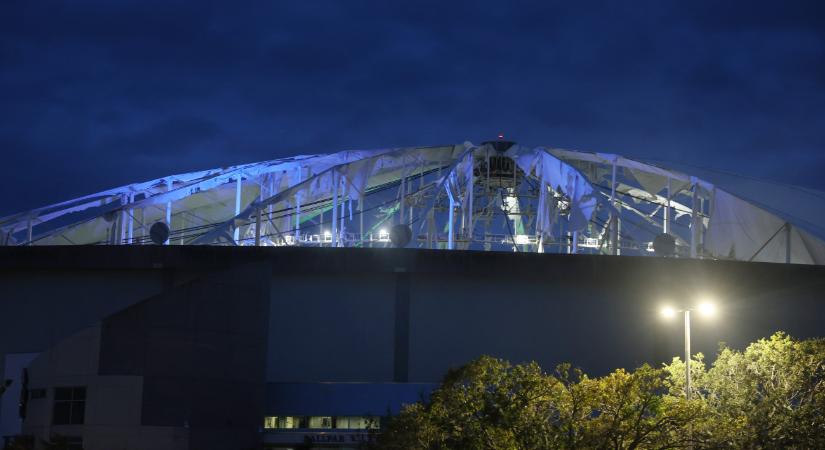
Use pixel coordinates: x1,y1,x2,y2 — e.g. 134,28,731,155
3,1,825,217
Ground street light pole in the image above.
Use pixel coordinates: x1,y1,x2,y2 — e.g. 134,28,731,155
662,302,716,398
662,302,715,449
684,309,691,400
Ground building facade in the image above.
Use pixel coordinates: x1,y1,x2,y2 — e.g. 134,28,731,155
2,246,825,449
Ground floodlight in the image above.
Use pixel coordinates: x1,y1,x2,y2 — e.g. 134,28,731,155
698,302,716,317
660,306,676,319
378,229,390,241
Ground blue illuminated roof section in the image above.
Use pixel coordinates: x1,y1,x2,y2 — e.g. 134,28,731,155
1,141,823,265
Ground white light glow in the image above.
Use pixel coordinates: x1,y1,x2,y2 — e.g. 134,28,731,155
698,301,716,317
578,237,600,248
661,306,676,319
378,229,389,241
514,234,530,245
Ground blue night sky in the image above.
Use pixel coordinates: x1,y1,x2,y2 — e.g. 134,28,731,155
2,1,825,216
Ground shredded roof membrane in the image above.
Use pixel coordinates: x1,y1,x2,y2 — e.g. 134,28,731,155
2,141,823,265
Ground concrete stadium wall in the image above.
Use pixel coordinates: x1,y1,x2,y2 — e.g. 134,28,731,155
2,245,824,389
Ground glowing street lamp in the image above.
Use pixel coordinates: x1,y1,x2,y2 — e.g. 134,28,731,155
660,300,717,400
697,301,716,317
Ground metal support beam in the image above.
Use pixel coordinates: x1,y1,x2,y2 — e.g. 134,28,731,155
664,177,672,234
233,172,242,243
609,160,618,255
359,192,364,247
447,187,455,250
294,169,301,244
319,201,324,246
690,182,699,258
486,148,490,193
616,209,621,256
127,193,134,245
399,169,406,224
120,194,128,245
139,207,145,245
256,177,264,246
572,230,579,254
332,170,339,247
341,187,347,247
165,179,172,245
255,205,262,246
569,175,579,254
467,159,474,244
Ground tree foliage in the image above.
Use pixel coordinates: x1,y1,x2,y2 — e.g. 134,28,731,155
673,332,825,448
378,332,825,449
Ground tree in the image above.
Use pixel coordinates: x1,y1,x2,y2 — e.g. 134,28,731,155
379,356,558,449
378,357,699,450
584,365,704,449
666,332,825,448
378,333,825,449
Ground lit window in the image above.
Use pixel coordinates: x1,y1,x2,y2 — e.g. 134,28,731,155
264,416,303,429
308,416,332,429
52,387,85,425
335,416,380,429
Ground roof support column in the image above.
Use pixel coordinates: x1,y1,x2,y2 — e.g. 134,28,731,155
332,170,339,247
294,169,301,244
340,179,347,247
572,230,579,254
609,159,618,255
616,208,621,256
165,179,172,245
120,194,128,245
467,159,474,246
359,191,364,247
255,205,262,247
569,176,579,254
319,201,324,246
447,185,455,250
127,193,134,245
664,177,672,235
486,148,491,193
417,160,424,222
234,171,242,244
138,207,145,245
690,181,699,259
400,168,406,224
537,168,546,254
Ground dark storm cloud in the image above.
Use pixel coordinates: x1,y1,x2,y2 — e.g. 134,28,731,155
2,1,825,215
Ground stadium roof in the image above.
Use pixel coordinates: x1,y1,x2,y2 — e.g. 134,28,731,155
2,141,823,265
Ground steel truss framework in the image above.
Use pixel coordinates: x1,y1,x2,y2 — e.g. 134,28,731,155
2,141,824,265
